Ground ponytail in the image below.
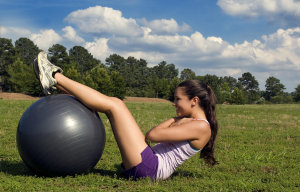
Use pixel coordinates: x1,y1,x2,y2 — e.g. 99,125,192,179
200,85,218,166
178,80,218,166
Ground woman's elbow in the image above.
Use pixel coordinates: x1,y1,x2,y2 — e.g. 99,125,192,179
146,131,159,142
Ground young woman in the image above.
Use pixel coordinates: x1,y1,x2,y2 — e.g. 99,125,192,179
34,51,218,180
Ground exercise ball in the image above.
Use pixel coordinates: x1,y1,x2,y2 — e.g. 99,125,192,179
16,94,106,176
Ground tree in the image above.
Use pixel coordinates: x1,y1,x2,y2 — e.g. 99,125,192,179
15,38,40,66
264,76,285,101
168,77,181,101
238,72,259,91
48,44,70,69
89,66,112,95
230,87,246,104
270,93,293,104
153,77,170,99
238,72,260,103
125,57,151,96
197,74,221,94
64,66,85,85
6,58,41,95
105,54,126,73
0,38,16,91
197,74,222,102
218,81,231,104
109,71,126,99
0,38,15,75
152,61,178,80
106,54,152,97
180,68,196,81
69,46,101,73
149,61,179,99
222,76,239,92
293,84,300,102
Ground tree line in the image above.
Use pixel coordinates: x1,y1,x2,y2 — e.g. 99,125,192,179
1,37,300,104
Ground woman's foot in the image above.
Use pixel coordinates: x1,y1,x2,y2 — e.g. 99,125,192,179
34,51,63,95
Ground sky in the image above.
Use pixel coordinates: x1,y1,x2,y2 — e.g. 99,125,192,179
0,0,300,92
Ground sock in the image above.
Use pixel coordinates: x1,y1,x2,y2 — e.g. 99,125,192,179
52,71,58,78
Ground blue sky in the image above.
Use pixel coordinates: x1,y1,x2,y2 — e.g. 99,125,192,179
1,0,300,92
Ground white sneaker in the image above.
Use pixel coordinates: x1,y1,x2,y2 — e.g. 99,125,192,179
34,51,63,95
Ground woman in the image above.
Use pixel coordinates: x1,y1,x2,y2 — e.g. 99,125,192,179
34,51,218,180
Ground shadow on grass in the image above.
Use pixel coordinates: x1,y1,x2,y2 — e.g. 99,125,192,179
92,164,126,179
0,160,125,179
0,160,33,176
172,169,204,178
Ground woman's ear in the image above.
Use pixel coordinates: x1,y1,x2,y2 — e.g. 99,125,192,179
191,96,199,106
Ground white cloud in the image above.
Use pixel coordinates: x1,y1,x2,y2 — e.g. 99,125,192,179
85,38,112,60
257,28,300,69
62,26,84,43
103,25,300,91
65,6,143,37
210,28,300,71
108,30,228,64
140,18,191,35
105,26,300,72
30,29,62,51
217,0,300,20
0,26,31,40
190,32,226,54
2,4,300,91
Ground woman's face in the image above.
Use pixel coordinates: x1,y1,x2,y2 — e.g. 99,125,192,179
173,87,193,117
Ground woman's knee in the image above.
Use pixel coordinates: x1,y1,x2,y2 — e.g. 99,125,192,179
107,97,127,113
110,97,124,105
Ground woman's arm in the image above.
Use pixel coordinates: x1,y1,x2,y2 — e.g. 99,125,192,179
145,118,175,142
146,117,210,143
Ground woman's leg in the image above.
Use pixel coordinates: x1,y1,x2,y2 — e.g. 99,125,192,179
54,73,148,169
55,84,71,95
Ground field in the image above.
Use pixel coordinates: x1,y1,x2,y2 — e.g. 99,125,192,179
0,96,299,191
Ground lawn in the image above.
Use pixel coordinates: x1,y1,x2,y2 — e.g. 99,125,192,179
0,98,299,191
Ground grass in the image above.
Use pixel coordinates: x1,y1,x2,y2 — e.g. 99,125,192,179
0,99,299,191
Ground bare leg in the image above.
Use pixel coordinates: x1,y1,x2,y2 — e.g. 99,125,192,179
54,73,148,169
56,84,70,95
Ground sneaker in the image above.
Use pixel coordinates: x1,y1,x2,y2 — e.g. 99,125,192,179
34,51,63,95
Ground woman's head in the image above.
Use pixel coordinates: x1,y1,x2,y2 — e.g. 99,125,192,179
177,80,218,166
177,80,217,111
173,86,198,117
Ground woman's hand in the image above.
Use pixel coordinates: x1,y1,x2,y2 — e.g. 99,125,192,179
145,118,175,142
171,117,193,127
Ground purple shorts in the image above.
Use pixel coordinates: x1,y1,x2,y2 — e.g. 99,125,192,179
122,146,158,180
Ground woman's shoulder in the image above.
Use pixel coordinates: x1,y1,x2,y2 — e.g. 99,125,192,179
192,118,209,125
188,120,211,149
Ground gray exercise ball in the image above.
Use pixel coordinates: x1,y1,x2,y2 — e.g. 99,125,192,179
16,94,106,176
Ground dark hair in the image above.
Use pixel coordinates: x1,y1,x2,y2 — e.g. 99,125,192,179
178,80,218,166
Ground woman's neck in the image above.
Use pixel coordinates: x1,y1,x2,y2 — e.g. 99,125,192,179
190,109,206,120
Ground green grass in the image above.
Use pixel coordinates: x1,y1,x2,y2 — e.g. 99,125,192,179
1,99,299,191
